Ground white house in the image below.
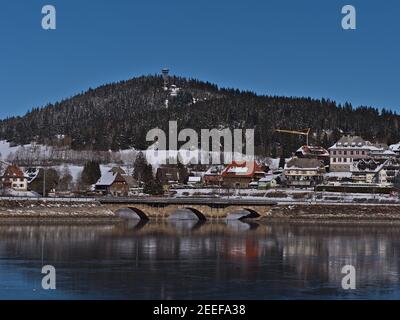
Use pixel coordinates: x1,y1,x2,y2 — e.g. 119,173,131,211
187,176,202,186
284,158,326,188
258,175,279,189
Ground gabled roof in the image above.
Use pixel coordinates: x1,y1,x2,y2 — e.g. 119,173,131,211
329,135,368,149
296,145,329,157
204,165,225,176
3,164,26,179
96,171,118,186
285,158,325,170
222,161,263,177
350,159,386,173
389,142,400,152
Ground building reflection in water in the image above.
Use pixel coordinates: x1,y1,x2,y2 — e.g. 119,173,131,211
0,218,400,299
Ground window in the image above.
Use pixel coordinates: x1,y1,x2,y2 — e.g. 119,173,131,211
333,158,337,163
344,151,347,155
344,158,347,163
350,151,354,155
333,151,337,155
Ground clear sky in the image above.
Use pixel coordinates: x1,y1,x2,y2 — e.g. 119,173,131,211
0,0,399,119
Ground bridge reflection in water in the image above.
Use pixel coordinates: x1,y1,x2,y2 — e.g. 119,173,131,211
115,208,261,221
0,219,400,299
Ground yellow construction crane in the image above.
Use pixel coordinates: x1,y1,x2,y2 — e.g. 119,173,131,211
275,128,311,146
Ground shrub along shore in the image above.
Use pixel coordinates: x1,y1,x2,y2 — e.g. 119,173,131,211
265,203,400,221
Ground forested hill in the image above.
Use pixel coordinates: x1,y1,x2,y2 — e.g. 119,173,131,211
0,75,399,157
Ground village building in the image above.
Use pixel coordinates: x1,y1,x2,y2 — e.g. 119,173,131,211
328,135,382,172
258,175,280,189
284,158,326,188
389,142,400,156
1,164,28,191
349,158,400,186
370,148,397,161
156,166,180,187
295,145,330,167
221,161,265,188
95,170,129,197
350,159,387,184
382,158,400,185
187,176,202,186
203,165,224,186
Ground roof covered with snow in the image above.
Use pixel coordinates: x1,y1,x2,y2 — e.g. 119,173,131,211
259,175,279,183
95,171,117,186
350,159,386,173
204,165,225,176
389,142,400,152
329,136,368,149
296,145,329,157
285,158,325,170
324,172,352,178
221,161,263,177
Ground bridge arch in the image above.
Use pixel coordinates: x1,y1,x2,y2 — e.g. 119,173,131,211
114,207,150,220
226,208,260,220
183,207,207,221
241,208,260,219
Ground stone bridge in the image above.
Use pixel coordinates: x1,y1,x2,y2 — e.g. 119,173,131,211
99,198,277,221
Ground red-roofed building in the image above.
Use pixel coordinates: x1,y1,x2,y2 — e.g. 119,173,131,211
221,161,266,188
295,145,330,167
2,164,28,191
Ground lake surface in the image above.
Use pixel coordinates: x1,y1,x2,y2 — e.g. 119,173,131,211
1,217,400,300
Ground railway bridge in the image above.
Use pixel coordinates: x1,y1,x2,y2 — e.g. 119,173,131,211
99,197,277,220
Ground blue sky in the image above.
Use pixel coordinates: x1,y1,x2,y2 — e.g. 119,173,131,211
0,0,399,118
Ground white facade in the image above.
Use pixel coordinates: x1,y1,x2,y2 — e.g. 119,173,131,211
329,136,374,172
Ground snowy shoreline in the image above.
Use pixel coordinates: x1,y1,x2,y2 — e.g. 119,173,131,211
0,199,116,218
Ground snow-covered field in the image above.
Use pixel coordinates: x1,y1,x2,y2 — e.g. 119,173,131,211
0,140,280,166
0,140,281,183
0,140,135,182
0,140,31,160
